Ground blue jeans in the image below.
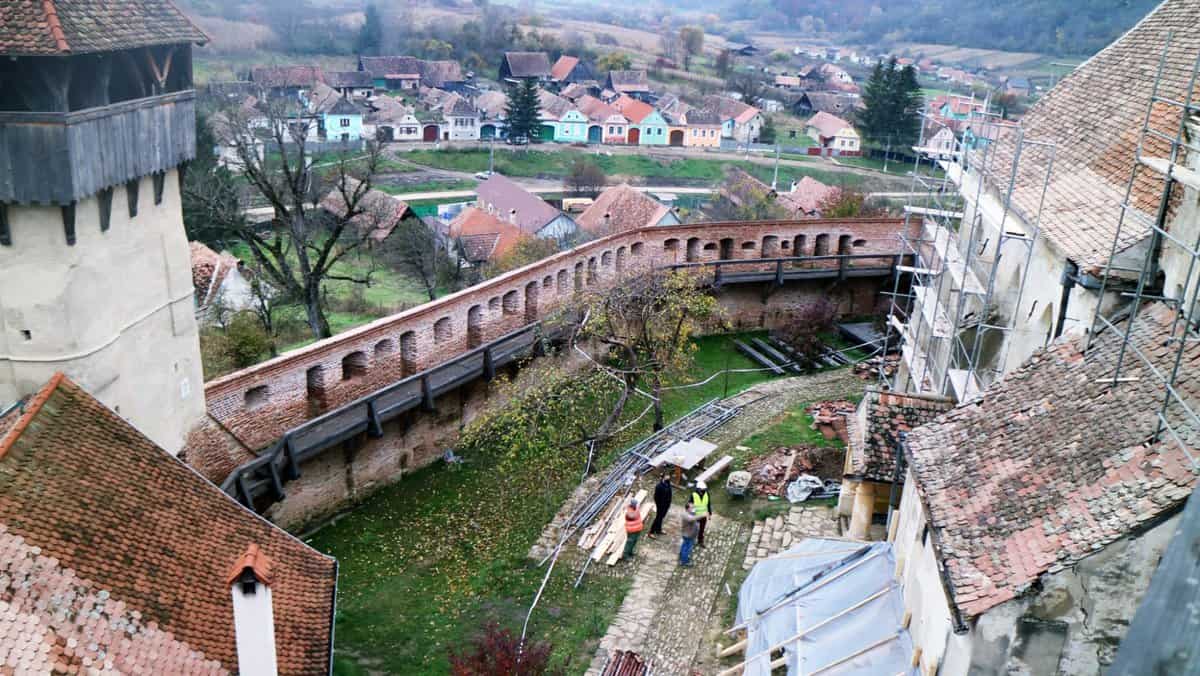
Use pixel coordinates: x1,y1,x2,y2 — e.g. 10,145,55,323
680,536,696,565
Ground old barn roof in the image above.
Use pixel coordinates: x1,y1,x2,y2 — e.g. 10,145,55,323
551,55,579,81
252,65,324,89
607,70,650,93
503,51,551,78
905,303,1200,620
0,0,207,56
0,374,337,673
325,70,373,88
577,184,671,234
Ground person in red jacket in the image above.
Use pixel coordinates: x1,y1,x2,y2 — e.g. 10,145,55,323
622,498,645,560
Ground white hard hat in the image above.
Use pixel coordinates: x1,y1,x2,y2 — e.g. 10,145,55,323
696,480,707,490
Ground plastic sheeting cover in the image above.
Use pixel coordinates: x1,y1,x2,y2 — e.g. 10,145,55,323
735,538,918,676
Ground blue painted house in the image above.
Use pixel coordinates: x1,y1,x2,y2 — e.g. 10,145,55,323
613,95,668,145
554,109,590,143
321,97,363,142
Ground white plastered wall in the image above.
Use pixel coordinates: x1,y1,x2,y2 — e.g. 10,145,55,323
0,170,206,454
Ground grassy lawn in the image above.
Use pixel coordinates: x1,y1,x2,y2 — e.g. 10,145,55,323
398,148,869,189
307,332,784,674
377,178,479,195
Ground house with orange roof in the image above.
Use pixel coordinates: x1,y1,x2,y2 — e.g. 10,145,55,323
576,95,629,144
550,55,595,87
704,95,764,144
447,206,528,266
613,94,668,145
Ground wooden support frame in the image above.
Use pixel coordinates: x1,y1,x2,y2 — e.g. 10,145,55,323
366,401,384,438
268,458,286,500
282,437,301,480
0,203,9,246
482,348,495,380
420,375,435,412
61,202,75,245
98,187,113,232
152,171,166,205
125,179,139,218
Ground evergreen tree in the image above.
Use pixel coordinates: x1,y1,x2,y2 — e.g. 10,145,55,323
894,65,924,148
855,58,922,149
505,79,542,141
856,58,893,146
355,3,384,56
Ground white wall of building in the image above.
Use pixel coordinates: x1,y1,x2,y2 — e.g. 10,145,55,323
0,170,206,454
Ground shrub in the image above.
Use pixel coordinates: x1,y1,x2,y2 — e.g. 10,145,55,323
448,622,558,676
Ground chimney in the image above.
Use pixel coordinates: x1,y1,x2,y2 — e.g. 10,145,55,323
509,208,518,224
228,545,279,676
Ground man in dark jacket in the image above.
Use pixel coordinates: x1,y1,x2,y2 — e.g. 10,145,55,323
648,473,673,538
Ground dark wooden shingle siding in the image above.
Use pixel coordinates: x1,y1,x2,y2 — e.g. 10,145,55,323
0,90,195,205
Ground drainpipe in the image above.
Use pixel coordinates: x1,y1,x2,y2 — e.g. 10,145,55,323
1055,260,1077,339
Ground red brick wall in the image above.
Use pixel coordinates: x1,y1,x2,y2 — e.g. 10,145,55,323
201,218,913,453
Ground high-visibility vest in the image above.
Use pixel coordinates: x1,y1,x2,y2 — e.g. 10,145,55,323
625,507,644,533
692,491,710,517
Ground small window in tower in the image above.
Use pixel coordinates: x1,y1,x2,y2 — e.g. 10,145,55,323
245,385,269,411
20,330,31,341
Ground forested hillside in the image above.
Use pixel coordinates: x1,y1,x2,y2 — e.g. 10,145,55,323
730,0,1159,56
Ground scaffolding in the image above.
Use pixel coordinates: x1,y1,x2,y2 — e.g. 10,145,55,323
1089,33,1200,469
880,99,1056,401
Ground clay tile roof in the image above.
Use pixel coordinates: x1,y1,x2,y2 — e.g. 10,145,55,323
537,90,574,118
905,303,1200,620
420,59,464,87
684,108,720,126
559,82,590,101
0,0,207,56
359,55,420,78
612,95,654,124
252,65,325,89
807,111,853,138
577,184,670,234
703,94,758,123
503,51,552,78
475,173,566,235
846,389,954,483
608,69,650,93
324,70,373,88
551,55,579,81
448,206,525,262
474,90,507,119
0,374,337,673
189,241,242,309
227,543,273,586
803,91,862,117
446,95,477,117
576,95,623,123
320,177,412,242
783,176,837,215
970,0,1200,273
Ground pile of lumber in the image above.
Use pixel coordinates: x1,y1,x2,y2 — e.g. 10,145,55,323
601,650,649,676
853,353,899,381
579,489,655,566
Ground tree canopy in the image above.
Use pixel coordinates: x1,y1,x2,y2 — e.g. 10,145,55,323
504,79,542,142
856,58,923,149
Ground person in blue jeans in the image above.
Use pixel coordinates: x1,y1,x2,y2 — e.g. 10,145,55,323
679,503,699,567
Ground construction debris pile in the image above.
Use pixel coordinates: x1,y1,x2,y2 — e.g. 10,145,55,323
807,400,855,442
600,650,650,676
853,353,899,381
744,446,841,497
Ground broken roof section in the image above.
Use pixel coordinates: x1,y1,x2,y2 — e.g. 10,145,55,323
735,539,916,676
846,389,954,483
0,0,208,56
972,0,1200,273
905,303,1200,620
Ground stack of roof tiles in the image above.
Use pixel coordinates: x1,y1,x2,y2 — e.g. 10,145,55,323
905,303,1200,620
0,0,207,55
846,389,955,483
0,374,337,673
972,0,1200,273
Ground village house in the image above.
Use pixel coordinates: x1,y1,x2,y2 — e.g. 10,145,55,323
704,95,764,144
613,95,669,146
606,70,652,101
370,95,423,142
721,168,837,218
250,64,324,99
474,90,508,140
537,90,586,143
447,206,527,267
806,111,861,154
1003,75,1033,97
576,184,680,235
576,95,629,144
320,178,414,244
790,90,861,119
550,55,596,87
0,374,339,674
475,173,578,240
358,56,467,92
443,95,480,141
325,70,375,98
500,51,552,82
682,108,722,148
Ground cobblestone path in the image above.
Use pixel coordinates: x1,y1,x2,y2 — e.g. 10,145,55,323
584,510,745,675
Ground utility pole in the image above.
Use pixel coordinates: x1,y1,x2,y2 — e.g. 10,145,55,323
883,136,891,174
771,143,781,190
488,138,495,175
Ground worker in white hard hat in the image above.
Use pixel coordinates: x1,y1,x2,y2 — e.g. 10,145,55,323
690,480,712,547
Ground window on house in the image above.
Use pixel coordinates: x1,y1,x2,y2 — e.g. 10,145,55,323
340,118,350,127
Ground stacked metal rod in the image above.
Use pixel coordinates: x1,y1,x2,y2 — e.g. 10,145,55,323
600,650,651,676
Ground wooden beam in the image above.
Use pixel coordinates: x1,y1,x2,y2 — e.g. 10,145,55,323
421,375,435,412
125,179,139,218
718,638,746,658
725,549,879,634
0,203,9,246
282,437,301,480
366,400,384,438
153,171,166,205
482,348,495,381
61,203,75,245
808,633,900,675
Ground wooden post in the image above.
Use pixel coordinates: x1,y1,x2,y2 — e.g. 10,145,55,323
482,348,495,381
61,203,75,245
0,203,9,246
268,458,286,500
283,437,301,480
421,375,435,412
366,400,384,438
848,481,876,540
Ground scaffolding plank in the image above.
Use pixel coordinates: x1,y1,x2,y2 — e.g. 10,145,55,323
905,205,964,220
947,368,982,401
912,284,953,338
927,222,986,295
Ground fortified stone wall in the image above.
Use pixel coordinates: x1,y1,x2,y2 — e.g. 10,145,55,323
192,218,914,528
202,218,913,452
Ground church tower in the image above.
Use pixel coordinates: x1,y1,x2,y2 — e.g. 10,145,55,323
0,2,209,453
